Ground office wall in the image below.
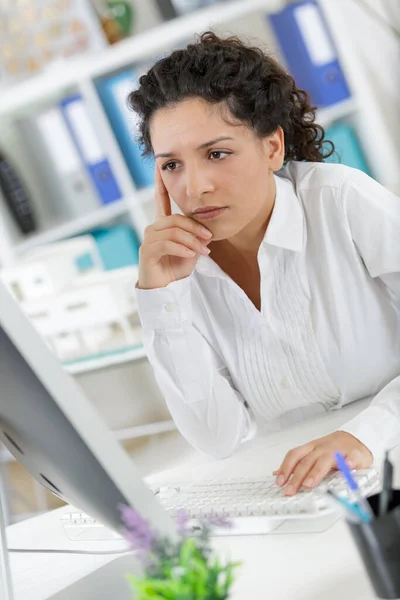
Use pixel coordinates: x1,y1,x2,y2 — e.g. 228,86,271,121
341,0,400,156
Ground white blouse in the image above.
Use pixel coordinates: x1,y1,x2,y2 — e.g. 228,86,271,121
136,161,400,460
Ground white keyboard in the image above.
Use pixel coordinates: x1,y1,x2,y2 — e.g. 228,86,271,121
155,469,380,534
61,469,380,539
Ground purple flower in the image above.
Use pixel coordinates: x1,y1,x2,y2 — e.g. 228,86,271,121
205,514,234,529
120,505,156,555
176,509,190,536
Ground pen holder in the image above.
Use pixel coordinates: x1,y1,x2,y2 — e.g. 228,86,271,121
347,490,400,599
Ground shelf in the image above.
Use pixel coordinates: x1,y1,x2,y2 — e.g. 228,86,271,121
317,98,360,127
114,420,176,441
63,344,147,375
14,198,130,256
0,0,280,115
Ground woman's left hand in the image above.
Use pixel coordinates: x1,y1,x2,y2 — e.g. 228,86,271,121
273,431,373,496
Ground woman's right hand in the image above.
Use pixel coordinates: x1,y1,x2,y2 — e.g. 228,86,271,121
137,167,213,290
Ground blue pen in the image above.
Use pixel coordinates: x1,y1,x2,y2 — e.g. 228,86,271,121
335,452,374,522
327,490,371,524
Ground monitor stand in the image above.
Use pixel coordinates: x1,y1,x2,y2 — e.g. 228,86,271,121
0,492,14,599
50,553,137,600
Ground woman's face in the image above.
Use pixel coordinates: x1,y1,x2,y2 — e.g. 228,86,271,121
150,97,284,242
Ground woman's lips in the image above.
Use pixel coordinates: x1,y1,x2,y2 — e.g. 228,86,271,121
193,207,227,220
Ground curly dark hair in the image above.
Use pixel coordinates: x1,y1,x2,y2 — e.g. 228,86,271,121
128,31,334,163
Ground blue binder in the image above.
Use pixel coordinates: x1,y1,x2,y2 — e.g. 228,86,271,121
59,95,122,205
325,122,372,175
96,70,155,189
268,0,351,107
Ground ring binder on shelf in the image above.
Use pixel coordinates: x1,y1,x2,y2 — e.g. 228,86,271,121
16,107,100,219
60,95,122,205
268,0,351,107
96,70,155,189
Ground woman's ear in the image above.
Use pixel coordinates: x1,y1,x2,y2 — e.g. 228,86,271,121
263,126,285,171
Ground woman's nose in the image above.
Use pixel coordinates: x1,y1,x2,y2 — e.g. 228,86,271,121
185,165,214,202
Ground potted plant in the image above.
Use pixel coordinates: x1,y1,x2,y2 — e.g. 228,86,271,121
120,505,240,599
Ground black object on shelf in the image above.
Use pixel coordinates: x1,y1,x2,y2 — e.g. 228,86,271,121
0,151,37,235
154,0,179,20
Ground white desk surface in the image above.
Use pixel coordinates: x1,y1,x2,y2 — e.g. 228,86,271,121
7,397,399,600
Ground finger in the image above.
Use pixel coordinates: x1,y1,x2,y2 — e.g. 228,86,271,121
147,228,211,256
153,213,213,241
154,166,172,219
346,447,373,470
147,239,197,259
300,454,337,490
344,455,356,471
284,452,320,496
275,443,314,487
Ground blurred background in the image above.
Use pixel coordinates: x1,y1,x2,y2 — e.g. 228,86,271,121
0,0,399,525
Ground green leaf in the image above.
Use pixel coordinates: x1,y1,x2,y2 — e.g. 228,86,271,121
126,534,241,600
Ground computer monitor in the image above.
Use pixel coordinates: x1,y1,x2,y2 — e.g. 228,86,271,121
0,280,175,540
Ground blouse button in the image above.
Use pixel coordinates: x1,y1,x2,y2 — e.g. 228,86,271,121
164,303,175,312
280,378,290,389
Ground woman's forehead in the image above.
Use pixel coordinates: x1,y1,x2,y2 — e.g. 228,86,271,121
150,99,250,151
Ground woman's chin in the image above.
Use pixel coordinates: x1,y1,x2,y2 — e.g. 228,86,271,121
208,222,243,243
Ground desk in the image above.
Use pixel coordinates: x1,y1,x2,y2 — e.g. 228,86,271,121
7,398,399,600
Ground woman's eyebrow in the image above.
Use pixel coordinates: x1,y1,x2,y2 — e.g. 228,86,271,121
155,136,235,159
197,136,235,150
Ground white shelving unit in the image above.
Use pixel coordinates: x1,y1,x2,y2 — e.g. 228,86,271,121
13,197,130,256
64,344,147,375
12,186,154,256
0,0,282,117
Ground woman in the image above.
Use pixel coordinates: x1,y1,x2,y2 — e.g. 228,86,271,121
130,32,400,496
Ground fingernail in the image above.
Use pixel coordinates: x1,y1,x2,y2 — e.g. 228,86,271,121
303,477,314,488
202,229,213,237
285,484,295,496
202,247,211,255
276,474,285,487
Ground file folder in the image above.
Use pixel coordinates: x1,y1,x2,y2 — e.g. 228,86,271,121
269,0,351,107
17,107,100,219
325,122,372,175
96,70,155,189
92,224,140,270
60,95,122,205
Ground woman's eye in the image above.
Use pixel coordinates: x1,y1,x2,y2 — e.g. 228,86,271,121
162,161,178,172
209,151,229,160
